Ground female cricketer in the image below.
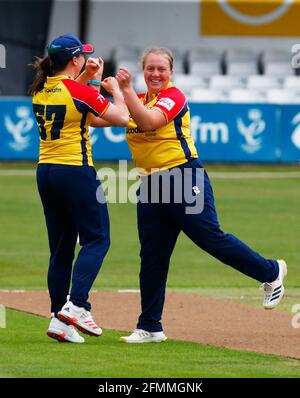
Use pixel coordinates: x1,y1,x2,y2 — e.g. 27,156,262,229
29,34,129,343
115,47,287,343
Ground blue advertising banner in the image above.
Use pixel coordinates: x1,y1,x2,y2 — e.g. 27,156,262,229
88,125,130,160
0,97,299,163
189,102,279,162
0,98,40,160
279,105,300,162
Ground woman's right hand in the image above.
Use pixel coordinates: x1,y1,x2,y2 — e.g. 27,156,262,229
101,76,120,95
116,67,133,92
86,57,104,81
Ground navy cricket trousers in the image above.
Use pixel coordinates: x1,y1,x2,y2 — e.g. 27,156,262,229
136,159,279,332
36,164,110,315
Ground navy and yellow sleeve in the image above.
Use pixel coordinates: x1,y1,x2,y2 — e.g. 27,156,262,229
62,79,110,117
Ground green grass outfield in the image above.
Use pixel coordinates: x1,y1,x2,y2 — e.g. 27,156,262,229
0,162,300,377
0,309,299,378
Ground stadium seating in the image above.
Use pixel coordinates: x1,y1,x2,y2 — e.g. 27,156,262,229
224,48,258,76
228,89,266,103
169,48,185,74
266,89,300,104
283,76,300,90
261,49,295,76
112,46,299,103
113,45,141,74
189,60,221,77
173,74,207,97
264,63,295,77
187,48,222,77
247,75,282,90
115,59,141,75
112,45,140,61
190,88,227,102
209,75,245,90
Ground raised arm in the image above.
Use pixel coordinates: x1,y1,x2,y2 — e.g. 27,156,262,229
92,77,129,127
77,60,129,127
116,67,166,131
76,57,104,86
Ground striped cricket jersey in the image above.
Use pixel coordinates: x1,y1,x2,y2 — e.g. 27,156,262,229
126,82,198,175
33,75,110,166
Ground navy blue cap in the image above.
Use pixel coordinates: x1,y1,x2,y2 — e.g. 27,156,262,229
47,33,94,65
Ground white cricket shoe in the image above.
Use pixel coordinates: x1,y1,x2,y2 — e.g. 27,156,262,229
262,259,287,310
47,316,85,343
58,301,102,337
120,329,167,343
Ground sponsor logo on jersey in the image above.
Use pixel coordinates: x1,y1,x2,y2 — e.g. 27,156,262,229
127,127,143,135
44,88,62,93
156,97,175,111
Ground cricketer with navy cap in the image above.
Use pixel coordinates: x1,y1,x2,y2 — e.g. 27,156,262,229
29,33,129,343
47,33,94,65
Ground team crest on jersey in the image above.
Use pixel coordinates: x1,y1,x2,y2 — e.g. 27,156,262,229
156,97,175,111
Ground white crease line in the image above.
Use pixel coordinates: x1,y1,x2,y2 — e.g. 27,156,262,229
118,289,140,293
0,290,26,293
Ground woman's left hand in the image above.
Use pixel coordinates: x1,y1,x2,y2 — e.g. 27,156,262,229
101,76,120,94
116,67,133,91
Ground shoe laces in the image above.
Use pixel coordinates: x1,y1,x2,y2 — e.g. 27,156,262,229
261,282,273,293
134,329,151,338
261,283,273,300
260,265,282,293
81,309,92,319
260,281,282,301
81,309,99,327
